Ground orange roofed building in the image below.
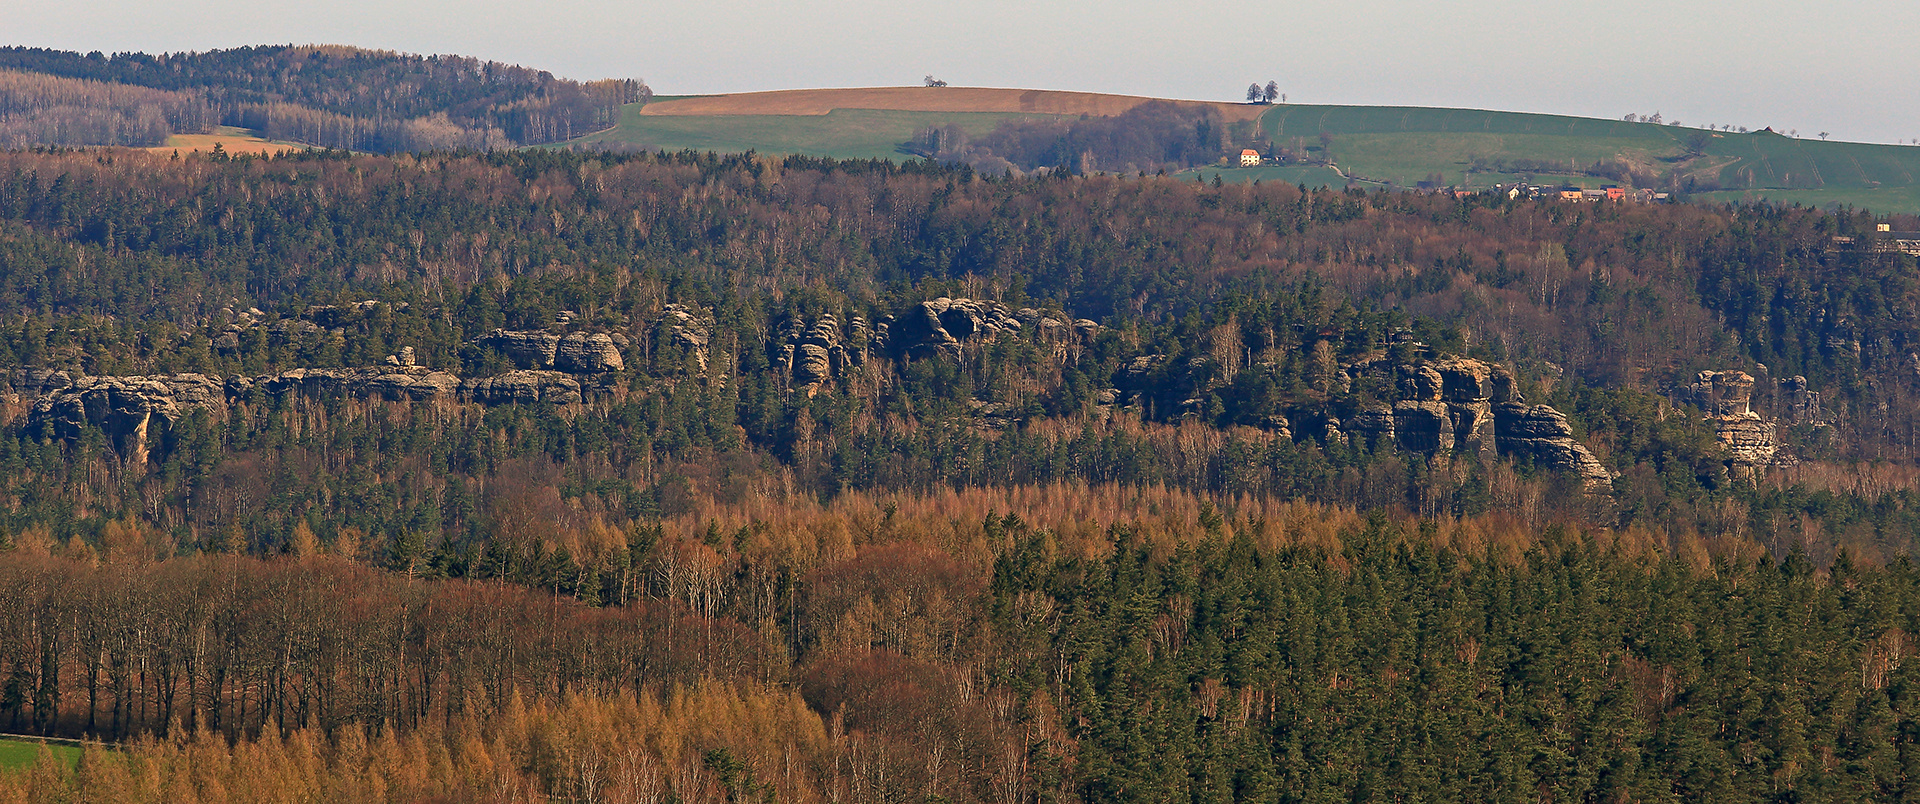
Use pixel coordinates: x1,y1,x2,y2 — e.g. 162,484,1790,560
1239,149,1261,167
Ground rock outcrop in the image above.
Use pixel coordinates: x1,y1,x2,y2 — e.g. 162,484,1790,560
653,304,713,372
3,369,74,400
480,330,563,369
22,360,622,463
555,332,626,373
246,366,463,401
1491,403,1614,488
775,313,862,394
1778,375,1825,425
464,371,583,405
1320,356,1612,489
479,329,626,373
880,298,1096,361
26,374,227,464
1683,370,1779,470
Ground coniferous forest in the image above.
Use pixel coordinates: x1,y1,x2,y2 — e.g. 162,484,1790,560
0,140,1919,802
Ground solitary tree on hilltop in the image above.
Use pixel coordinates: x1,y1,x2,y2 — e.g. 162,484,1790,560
1246,83,1261,103
1263,81,1279,103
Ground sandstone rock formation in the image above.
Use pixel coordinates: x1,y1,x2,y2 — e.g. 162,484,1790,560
881,298,1095,361
27,374,227,464
248,366,462,401
1319,356,1612,489
555,332,626,373
1683,370,1779,470
775,313,858,394
3,369,74,400
479,329,626,373
653,304,713,372
1491,403,1614,488
1778,375,1824,425
480,330,563,369
464,370,583,405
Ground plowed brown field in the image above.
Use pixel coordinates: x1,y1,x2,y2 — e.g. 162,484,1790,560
643,87,1266,121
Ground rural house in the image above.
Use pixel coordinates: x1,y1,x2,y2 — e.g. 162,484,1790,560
1239,149,1261,167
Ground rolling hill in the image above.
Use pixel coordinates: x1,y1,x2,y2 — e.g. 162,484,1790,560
567,86,1263,162
569,87,1920,213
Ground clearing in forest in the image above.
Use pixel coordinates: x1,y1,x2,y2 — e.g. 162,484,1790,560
149,126,309,156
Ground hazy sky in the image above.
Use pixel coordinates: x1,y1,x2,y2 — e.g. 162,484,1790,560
8,0,1917,144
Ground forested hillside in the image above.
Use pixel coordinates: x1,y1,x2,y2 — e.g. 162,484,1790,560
0,46,647,150
3,145,1920,800
0,70,213,148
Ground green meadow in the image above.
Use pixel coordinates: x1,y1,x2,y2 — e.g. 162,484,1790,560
0,738,82,772
569,106,1069,162
568,98,1920,213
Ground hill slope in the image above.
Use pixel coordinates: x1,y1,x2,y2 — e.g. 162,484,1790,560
1241,104,1920,210
575,89,1920,213
570,86,1264,162
0,45,649,151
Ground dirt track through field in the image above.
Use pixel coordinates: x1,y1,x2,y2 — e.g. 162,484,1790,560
643,87,1267,121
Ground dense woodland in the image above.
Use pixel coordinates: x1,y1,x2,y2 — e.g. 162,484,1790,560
2,144,1920,800
0,46,647,150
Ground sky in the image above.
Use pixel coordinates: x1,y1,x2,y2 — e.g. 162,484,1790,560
7,0,1917,145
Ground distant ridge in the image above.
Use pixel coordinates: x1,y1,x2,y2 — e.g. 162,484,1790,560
579,88,1920,214
641,86,1266,121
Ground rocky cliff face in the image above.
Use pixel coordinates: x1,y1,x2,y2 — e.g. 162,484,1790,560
465,371,583,405
653,304,713,373
1105,350,1612,489
1682,370,1780,471
880,298,1097,361
240,366,464,401
478,330,627,373
27,374,227,464
1491,403,1614,488
1777,375,1824,425
22,345,627,463
1327,356,1612,489
775,313,865,395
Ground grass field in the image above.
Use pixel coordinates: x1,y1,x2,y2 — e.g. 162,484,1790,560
1696,186,1920,211
566,89,1920,214
569,86,1275,161
151,126,309,156
0,738,81,772
1184,164,1351,187
571,106,1079,162
1195,105,1920,212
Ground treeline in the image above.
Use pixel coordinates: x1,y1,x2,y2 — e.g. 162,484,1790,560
1,687,830,804
0,548,775,741
0,45,647,150
8,496,1920,802
905,100,1244,174
0,70,212,148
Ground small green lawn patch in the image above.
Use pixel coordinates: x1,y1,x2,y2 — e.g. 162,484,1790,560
0,738,82,772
